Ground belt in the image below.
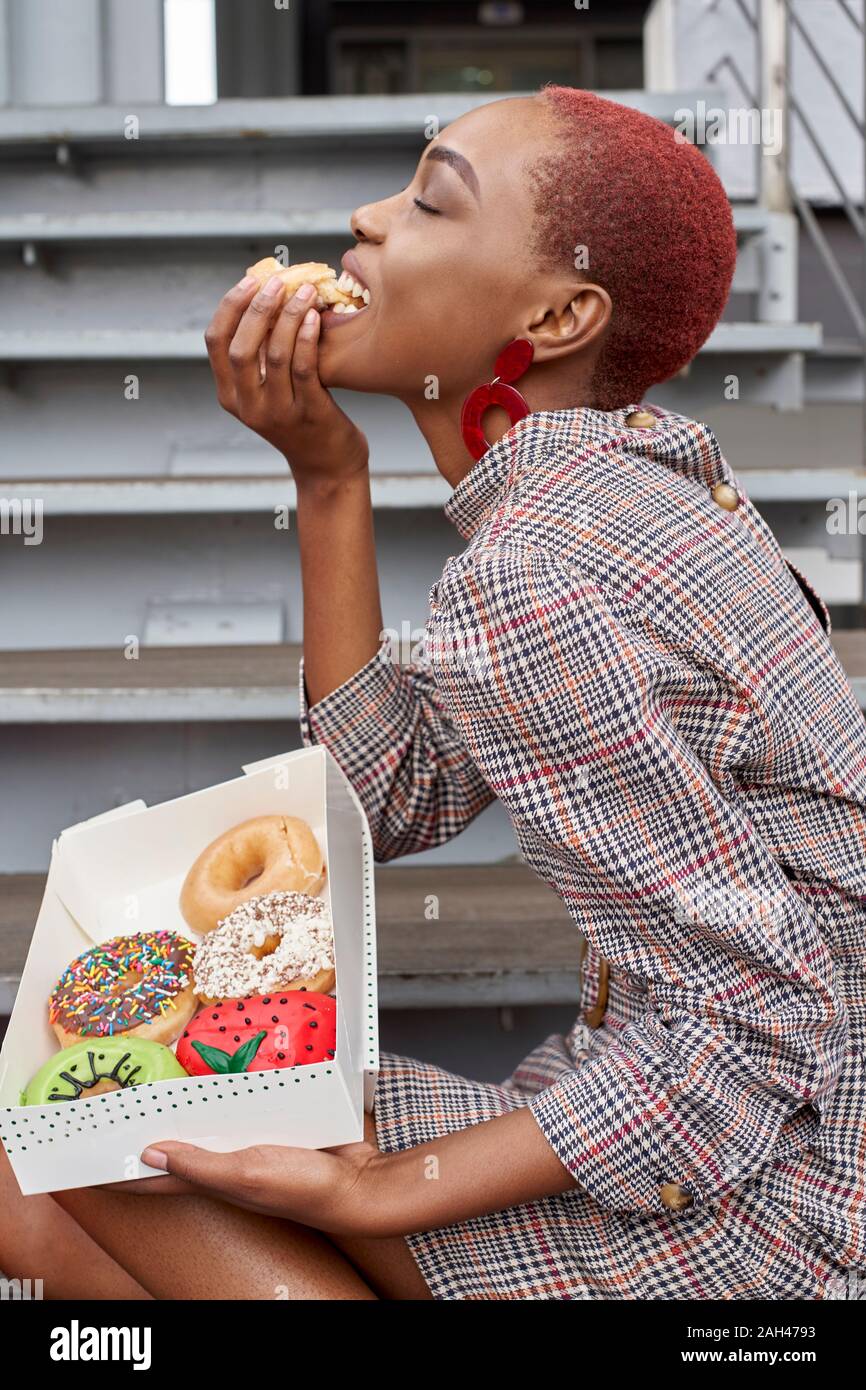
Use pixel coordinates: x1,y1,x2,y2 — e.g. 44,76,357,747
579,936,609,1029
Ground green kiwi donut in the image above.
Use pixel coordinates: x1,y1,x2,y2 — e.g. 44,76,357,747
21,1036,188,1105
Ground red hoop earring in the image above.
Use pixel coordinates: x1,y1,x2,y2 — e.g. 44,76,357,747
460,338,534,461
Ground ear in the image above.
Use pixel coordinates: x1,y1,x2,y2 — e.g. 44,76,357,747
526,283,612,364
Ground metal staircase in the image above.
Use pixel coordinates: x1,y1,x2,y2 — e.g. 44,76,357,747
0,2,863,877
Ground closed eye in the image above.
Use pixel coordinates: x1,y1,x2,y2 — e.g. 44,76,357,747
413,196,442,216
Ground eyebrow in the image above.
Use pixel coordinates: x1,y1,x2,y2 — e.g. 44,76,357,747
423,145,481,202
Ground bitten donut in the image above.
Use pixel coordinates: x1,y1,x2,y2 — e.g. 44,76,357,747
192,890,335,1003
246,257,367,313
22,1037,188,1106
180,815,325,936
49,931,198,1049
177,993,337,1076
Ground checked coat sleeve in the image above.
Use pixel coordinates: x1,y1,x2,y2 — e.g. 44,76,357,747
428,544,850,1216
298,645,495,861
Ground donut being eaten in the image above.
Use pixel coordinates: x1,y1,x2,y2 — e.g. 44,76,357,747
246,257,370,316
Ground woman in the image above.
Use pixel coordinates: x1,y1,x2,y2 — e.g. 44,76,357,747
2,86,865,1301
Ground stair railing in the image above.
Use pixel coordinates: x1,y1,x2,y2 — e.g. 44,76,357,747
707,0,864,341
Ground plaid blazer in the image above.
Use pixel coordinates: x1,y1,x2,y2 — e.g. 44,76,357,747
299,404,866,1291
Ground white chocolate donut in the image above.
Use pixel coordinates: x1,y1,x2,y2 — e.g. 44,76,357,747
192,891,336,1003
180,815,325,937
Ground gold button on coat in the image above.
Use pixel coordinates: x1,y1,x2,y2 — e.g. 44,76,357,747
660,1182,695,1212
711,482,740,511
625,409,657,429
578,937,609,1029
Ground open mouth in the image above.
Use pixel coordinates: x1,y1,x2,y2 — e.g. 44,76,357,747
327,269,370,315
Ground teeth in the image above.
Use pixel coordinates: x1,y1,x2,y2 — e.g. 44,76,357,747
332,268,370,309
337,269,369,302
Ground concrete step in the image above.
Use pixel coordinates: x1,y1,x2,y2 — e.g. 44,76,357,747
0,645,303,723
1,633,864,725
2,467,863,517
0,864,581,1016
0,92,723,150
0,320,823,363
0,472,451,515
0,203,780,246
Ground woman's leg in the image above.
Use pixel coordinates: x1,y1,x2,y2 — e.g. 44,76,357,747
328,1113,434,1300
2,1135,372,1300
53,1184,379,1300
0,1143,151,1300
2,1118,433,1300
52,1114,432,1300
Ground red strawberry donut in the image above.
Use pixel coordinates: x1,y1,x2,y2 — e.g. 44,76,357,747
176,993,336,1075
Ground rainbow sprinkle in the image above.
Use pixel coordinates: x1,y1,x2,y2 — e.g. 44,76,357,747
49,930,195,1038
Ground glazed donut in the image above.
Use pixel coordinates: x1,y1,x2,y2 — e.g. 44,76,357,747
192,890,335,1004
180,815,325,936
22,1037,188,1106
49,931,198,1049
246,257,366,311
176,993,337,1075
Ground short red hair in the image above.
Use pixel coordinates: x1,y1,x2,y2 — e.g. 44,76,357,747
529,86,737,409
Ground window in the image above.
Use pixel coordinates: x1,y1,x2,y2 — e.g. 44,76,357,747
164,0,217,105
331,26,644,97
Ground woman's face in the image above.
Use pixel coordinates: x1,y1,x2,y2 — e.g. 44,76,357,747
316,95,572,403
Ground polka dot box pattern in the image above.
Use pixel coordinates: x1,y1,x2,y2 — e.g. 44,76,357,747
0,747,378,1195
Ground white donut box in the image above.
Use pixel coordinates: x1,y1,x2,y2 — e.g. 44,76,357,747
0,747,379,1195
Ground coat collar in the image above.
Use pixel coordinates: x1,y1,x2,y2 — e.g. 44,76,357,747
443,403,727,541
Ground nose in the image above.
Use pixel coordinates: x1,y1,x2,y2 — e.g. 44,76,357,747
350,191,398,244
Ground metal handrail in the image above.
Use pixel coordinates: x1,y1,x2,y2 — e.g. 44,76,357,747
727,0,758,29
705,52,762,195
788,94,865,238
784,0,864,136
837,0,863,33
707,43,865,341
790,186,866,337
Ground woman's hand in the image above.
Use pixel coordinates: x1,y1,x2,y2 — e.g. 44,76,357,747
103,1133,388,1238
205,274,369,487
99,1108,576,1240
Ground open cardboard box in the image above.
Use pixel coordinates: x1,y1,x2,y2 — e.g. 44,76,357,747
0,747,379,1195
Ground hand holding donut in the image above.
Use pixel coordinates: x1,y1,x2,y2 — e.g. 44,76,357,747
204,274,369,486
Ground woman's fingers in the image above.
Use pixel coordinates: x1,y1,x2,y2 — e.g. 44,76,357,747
263,283,318,403
139,1141,273,1205
204,274,259,412
228,275,287,411
290,305,326,410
